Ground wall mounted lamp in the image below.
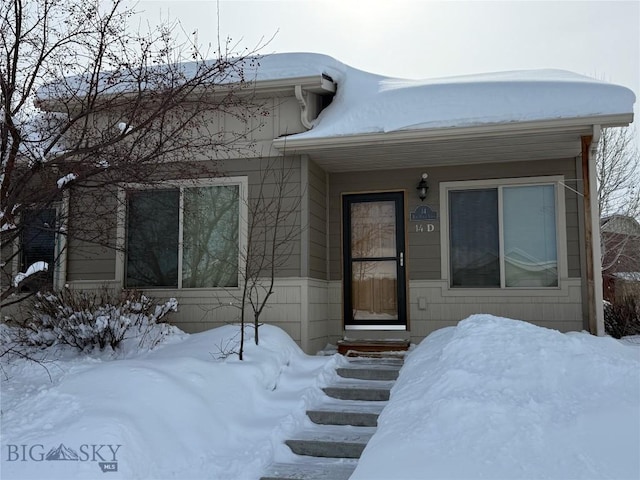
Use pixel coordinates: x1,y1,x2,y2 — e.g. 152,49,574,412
417,173,429,201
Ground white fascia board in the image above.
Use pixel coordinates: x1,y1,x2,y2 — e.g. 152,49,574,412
272,113,634,151
250,75,336,95
38,75,336,111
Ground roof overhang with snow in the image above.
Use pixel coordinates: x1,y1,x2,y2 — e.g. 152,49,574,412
261,53,635,171
36,52,635,171
36,53,338,111
274,116,632,171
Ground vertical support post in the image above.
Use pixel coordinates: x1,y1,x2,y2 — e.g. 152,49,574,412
581,133,605,335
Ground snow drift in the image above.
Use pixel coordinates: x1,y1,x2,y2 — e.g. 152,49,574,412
2,317,638,480
242,52,635,138
352,315,640,480
1,325,334,480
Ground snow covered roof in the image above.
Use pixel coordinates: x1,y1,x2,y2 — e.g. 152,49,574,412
37,52,635,142
250,52,635,140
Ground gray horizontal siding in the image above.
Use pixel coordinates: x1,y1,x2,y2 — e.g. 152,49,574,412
328,158,581,282
307,159,327,279
66,156,305,284
218,156,303,278
66,185,118,282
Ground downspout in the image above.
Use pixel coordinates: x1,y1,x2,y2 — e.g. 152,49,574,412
581,126,605,335
294,85,313,130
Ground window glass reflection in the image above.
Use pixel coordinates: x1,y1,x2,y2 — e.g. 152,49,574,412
351,201,396,259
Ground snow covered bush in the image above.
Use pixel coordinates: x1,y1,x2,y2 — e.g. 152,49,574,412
605,295,640,338
6,289,178,351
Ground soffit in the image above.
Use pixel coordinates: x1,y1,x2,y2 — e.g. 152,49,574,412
279,130,585,172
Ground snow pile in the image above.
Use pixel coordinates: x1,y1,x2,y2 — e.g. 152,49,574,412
232,52,636,139
352,315,640,480
1,324,334,480
56,173,77,189
231,52,636,139
3,315,639,479
242,52,345,83
12,261,48,287
292,58,635,138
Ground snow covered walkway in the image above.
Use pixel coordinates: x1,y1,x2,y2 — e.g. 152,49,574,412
260,357,403,480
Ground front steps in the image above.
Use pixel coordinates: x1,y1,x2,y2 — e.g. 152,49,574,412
322,383,393,401
336,366,399,381
260,357,403,480
285,425,375,458
260,461,357,480
307,402,384,427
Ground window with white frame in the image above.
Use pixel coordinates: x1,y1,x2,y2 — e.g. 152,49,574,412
445,180,561,289
123,178,245,289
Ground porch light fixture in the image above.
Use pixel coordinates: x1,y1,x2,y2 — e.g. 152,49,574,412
417,173,429,201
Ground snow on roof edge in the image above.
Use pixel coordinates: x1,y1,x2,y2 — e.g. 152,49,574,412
35,52,636,140
262,53,635,140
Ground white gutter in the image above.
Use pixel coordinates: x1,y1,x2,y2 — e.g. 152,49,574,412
272,114,633,151
37,74,337,111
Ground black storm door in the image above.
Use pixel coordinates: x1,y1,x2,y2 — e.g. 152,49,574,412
343,192,407,330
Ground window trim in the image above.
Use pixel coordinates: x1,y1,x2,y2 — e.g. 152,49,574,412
116,177,248,290
440,176,568,291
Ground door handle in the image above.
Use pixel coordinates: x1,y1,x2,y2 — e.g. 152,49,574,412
400,252,404,267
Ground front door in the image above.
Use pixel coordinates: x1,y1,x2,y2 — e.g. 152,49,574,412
343,192,407,330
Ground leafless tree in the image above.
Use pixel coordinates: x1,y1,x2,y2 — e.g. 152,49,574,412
1,0,263,304
236,155,301,360
597,126,640,220
596,126,640,277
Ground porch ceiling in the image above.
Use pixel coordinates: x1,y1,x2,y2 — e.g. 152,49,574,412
289,129,587,172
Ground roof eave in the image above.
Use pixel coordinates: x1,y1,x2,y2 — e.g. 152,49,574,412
272,113,634,151
248,74,336,96
36,74,337,112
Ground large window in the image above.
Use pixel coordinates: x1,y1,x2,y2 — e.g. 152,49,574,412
125,181,242,289
448,182,559,289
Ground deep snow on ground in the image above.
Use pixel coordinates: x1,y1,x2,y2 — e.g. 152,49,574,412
1,325,335,480
352,315,640,480
2,317,639,480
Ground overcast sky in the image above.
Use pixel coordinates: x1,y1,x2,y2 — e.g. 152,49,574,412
130,0,639,130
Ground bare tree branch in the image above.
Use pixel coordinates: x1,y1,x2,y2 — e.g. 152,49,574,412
1,0,265,305
597,126,640,278
597,126,640,219
234,154,301,360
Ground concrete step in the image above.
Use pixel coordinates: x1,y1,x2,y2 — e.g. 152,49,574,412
346,357,404,367
336,365,399,381
307,402,384,426
260,461,357,480
262,358,401,479
285,426,375,458
323,382,392,401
